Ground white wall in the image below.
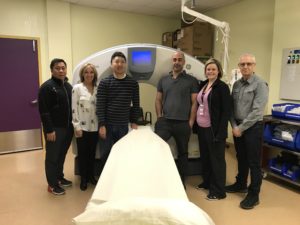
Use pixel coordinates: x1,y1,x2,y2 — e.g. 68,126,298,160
268,0,300,110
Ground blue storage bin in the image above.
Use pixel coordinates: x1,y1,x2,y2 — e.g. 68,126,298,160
286,110,300,121
269,158,284,174
272,103,300,121
296,133,300,151
263,124,298,150
263,124,273,143
282,164,300,181
272,103,289,118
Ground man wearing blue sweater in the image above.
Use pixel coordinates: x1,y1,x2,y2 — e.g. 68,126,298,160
96,52,140,174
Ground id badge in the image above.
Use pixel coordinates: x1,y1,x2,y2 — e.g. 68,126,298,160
199,104,204,115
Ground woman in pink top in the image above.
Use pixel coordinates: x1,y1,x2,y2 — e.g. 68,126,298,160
196,59,231,200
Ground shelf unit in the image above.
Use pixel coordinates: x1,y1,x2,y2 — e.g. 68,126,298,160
262,115,300,187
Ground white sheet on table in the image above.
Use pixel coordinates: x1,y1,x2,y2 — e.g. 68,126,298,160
74,197,215,225
89,126,187,203
73,126,215,225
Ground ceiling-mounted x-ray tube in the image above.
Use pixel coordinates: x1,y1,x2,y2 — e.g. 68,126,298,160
181,0,230,78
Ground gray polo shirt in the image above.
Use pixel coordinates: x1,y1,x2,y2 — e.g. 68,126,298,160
157,71,199,121
230,74,269,132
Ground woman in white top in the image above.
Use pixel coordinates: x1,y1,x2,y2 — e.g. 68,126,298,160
72,63,98,191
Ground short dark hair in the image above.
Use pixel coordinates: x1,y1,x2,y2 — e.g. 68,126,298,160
50,58,67,70
204,58,223,79
79,63,98,86
111,52,126,63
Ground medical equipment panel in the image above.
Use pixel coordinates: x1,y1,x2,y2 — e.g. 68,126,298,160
128,47,156,81
279,47,300,101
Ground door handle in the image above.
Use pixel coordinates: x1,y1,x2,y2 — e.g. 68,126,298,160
31,99,38,105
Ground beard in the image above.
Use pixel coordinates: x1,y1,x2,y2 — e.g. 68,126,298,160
173,64,183,72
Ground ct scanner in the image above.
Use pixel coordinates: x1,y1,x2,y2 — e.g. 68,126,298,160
72,43,206,175
72,43,205,85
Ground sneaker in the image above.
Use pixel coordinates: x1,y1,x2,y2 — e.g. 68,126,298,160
196,182,209,190
48,185,65,195
206,193,226,201
240,194,259,209
58,178,72,187
225,183,248,193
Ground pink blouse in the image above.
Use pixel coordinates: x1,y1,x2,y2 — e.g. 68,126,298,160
196,86,212,128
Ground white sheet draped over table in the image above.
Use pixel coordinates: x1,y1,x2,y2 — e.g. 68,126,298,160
90,126,187,203
73,126,215,225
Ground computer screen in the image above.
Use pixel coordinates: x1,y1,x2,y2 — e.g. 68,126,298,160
132,50,152,65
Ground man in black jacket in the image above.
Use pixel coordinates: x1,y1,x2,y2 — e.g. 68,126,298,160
38,58,73,195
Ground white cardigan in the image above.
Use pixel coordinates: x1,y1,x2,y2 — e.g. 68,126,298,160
72,83,98,132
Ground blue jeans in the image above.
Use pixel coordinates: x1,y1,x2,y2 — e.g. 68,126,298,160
99,124,129,175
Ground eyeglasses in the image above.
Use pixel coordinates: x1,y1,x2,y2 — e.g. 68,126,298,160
238,62,255,67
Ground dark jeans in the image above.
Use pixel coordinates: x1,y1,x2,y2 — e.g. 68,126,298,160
99,124,129,175
45,126,73,187
198,127,226,196
76,131,98,180
155,117,191,183
233,121,263,195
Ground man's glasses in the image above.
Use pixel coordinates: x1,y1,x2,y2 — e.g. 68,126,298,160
238,62,255,67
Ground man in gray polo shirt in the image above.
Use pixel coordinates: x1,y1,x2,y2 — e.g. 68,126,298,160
155,51,199,187
226,53,269,209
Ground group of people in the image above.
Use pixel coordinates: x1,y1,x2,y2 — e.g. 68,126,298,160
38,52,140,194
38,50,268,210
154,51,268,210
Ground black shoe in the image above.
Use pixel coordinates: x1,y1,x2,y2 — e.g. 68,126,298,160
88,176,98,185
196,182,209,190
80,181,87,191
205,193,226,201
240,194,259,209
59,178,72,187
225,183,247,193
48,185,65,195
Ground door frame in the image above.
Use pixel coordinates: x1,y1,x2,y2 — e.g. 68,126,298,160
0,35,44,154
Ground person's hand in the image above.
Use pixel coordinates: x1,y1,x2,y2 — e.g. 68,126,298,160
75,129,83,138
189,120,194,128
99,126,106,139
232,127,242,137
46,131,56,142
131,123,138,129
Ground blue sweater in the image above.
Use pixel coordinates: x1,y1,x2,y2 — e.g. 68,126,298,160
96,75,140,126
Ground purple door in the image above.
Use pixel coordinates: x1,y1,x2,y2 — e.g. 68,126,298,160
0,37,42,153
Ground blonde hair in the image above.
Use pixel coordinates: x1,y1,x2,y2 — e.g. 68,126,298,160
79,63,98,86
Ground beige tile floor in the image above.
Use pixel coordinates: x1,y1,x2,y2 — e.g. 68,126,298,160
0,146,299,225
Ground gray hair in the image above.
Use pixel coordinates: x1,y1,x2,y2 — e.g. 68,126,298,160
239,53,256,63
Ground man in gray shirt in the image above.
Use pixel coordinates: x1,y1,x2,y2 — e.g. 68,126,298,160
155,51,199,188
226,53,269,209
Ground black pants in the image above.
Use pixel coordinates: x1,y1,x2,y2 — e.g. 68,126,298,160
233,122,263,195
155,117,191,183
76,131,98,180
197,127,226,196
45,127,73,187
99,125,129,176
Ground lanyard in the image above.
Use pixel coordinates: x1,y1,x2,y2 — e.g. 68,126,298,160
201,84,212,103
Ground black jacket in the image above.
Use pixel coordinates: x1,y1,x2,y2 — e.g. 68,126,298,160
199,78,232,140
38,76,73,133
